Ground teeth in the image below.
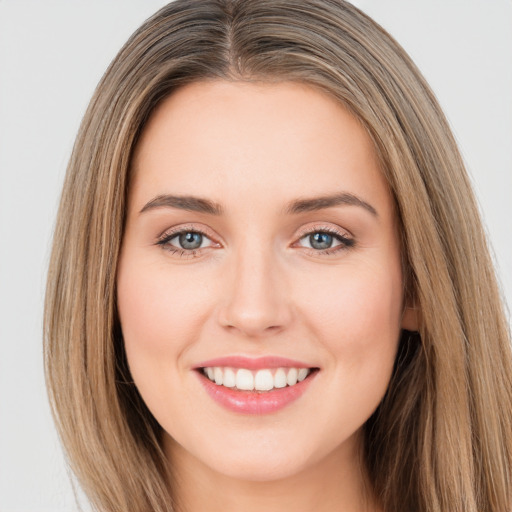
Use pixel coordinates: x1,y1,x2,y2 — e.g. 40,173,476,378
202,366,313,391
274,368,287,388
223,368,236,388
254,369,273,391
298,368,309,382
287,368,298,386
236,369,254,390
214,367,223,385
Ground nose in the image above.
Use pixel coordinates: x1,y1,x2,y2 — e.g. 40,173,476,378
217,246,292,338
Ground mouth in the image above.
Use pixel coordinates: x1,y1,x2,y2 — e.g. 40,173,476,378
199,366,318,392
194,358,320,414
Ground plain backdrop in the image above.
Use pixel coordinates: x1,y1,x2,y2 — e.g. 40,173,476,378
0,1,510,511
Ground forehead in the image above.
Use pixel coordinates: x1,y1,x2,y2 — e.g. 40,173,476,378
130,80,390,215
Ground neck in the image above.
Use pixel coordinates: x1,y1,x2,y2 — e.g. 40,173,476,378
164,433,380,512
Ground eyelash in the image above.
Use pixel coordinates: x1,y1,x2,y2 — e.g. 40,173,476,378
155,225,215,259
155,225,355,258
294,226,355,255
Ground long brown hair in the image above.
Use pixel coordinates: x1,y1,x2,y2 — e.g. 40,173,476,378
44,1,512,511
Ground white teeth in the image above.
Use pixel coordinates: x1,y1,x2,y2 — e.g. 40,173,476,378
214,367,223,385
254,369,274,391
274,368,287,388
287,368,298,386
297,368,309,382
223,368,236,388
202,366,313,391
236,369,254,390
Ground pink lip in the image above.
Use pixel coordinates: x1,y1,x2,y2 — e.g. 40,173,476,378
194,355,314,370
195,367,319,415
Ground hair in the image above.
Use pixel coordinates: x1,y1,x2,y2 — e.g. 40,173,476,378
44,1,512,511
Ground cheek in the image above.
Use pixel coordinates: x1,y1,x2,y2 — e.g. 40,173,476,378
117,259,211,357
297,257,403,395
301,260,403,338
116,253,221,432
116,255,218,416
293,260,403,438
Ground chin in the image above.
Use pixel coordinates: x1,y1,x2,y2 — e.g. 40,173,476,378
165,428,319,483
206,451,311,483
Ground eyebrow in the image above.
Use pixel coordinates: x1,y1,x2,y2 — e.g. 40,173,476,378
284,192,378,217
139,194,224,215
139,191,377,217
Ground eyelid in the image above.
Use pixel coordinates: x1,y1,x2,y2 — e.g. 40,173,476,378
156,223,220,244
292,223,355,254
294,222,354,241
155,224,223,259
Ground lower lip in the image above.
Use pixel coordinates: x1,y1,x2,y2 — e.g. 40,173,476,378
196,370,318,415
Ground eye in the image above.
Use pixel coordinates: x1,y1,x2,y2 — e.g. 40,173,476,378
173,231,210,250
296,228,354,254
156,228,216,256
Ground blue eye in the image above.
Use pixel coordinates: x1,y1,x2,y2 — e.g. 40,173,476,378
157,230,214,253
298,229,354,252
309,232,334,250
177,232,203,250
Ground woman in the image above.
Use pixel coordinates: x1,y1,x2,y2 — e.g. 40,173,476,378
44,1,512,511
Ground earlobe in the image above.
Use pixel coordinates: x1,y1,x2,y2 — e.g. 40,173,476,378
401,306,420,331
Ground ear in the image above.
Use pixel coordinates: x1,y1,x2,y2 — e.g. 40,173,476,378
401,305,420,331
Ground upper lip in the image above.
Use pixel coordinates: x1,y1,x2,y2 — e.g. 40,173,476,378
194,356,317,370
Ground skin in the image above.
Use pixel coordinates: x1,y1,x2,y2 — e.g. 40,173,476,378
117,80,417,512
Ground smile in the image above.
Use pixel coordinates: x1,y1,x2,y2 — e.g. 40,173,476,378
195,357,319,414
202,366,311,391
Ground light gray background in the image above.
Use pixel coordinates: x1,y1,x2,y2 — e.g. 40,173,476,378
1,1,510,511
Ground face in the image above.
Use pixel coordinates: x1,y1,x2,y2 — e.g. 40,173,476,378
117,80,414,484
